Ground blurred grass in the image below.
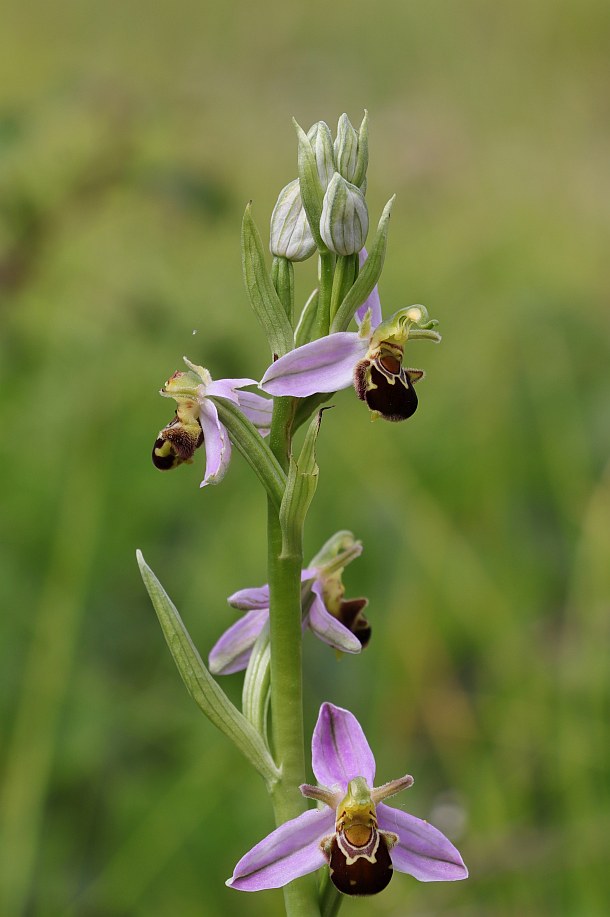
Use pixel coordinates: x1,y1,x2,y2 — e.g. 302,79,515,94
1,0,609,914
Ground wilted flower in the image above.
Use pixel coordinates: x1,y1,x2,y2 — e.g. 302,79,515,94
152,358,272,487
209,532,369,674
260,250,441,421
227,702,468,895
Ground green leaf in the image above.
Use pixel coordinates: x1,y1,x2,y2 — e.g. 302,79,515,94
294,287,319,348
352,109,369,189
279,409,325,557
330,195,395,333
271,254,294,323
137,551,280,787
241,204,294,357
209,396,286,510
242,620,271,739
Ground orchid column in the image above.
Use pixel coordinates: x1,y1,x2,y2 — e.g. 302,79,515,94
138,112,465,917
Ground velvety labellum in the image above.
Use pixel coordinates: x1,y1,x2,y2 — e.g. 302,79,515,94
152,414,203,470
354,346,424,422
336,597,371,648
326,827,393,896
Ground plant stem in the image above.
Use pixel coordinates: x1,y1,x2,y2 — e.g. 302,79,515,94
319,872,344,917
329,253,357,325
267,395,320,916
315,251,335,338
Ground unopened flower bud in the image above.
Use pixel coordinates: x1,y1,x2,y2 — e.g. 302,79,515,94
335,111,368,188
320,172,369,256
270,179,316,262
307,121,336,189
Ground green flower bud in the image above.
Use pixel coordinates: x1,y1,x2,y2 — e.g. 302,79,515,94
307,121,336,189
320,172,369,256
335,111,368,188
269,179,316,262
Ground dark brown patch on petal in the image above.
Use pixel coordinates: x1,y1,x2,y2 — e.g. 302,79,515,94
364,364,418,422
152,415,203,470
152,437,179,470
337,598,371,648
328,831,393,897
379,353,401,374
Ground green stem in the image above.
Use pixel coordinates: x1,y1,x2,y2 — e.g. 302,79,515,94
329,254,357,325
315,252,335,339
319,872,344,917
267,396,320,916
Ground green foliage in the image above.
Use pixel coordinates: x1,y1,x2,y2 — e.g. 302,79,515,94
1,0,609,914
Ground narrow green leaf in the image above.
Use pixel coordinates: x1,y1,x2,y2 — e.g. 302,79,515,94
137,551,280,787
209,396,286,510
242,620,271,739
279,410,324,557
292,392,333,433
241,204,294,357
352,109,369,189
294,287,319,348
329,253,358,324
271,254,294,323
330,195,395,333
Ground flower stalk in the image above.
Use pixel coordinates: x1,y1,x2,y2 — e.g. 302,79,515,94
267,395,321,915
315,251,336,339
141,110,467,916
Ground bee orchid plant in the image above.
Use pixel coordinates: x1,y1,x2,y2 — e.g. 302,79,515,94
138,112,467,916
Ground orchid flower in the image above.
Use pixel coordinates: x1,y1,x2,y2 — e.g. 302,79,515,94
260,249,442,421
227,702,468,895
209,532,370,675
152,357,272,487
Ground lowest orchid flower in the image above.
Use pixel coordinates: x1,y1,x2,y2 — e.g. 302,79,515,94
152,357,272,487
209,532,370,675
228,702,468,896
260,249,442,421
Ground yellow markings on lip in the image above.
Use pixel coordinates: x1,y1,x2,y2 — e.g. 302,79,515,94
345,825,373,847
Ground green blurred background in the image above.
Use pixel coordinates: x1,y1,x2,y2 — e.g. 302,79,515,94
1,1,609,914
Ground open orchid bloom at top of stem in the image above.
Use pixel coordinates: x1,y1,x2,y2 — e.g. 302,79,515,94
227,702,468,896
152,357,272,487
260,249,442,421
208,531,370,675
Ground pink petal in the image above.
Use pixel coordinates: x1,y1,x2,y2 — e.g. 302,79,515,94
311,702,376,790
355,248,383,328
236,390,273,437
198,400,231,486
227,807,333,891
206,377,258,403
208,609,269,675
260,333,368,397
227,583,270,610
307,580,362,654
377,804,468,882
